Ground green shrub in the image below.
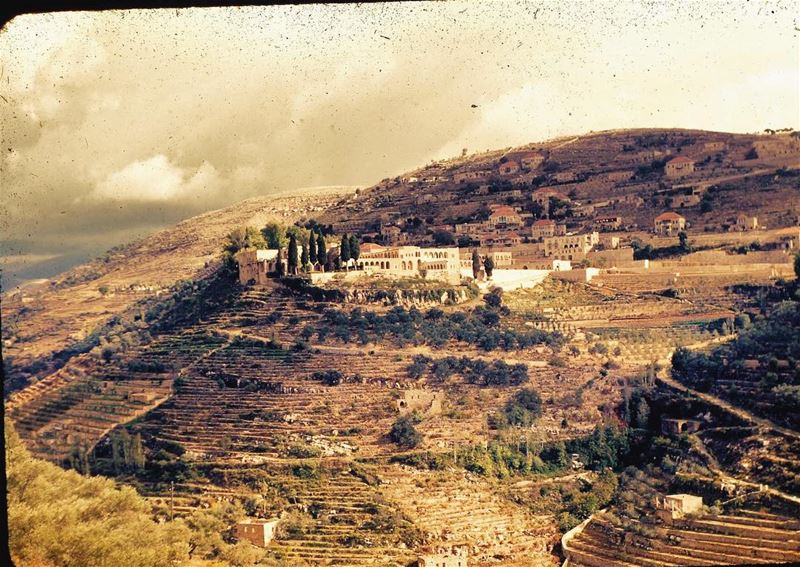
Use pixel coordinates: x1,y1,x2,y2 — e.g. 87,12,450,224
389,416,422,449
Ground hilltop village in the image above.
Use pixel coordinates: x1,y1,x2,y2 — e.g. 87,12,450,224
238,130,800,292
5,128,800,567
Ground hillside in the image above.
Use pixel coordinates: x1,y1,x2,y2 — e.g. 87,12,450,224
319,128,800,238
2,190,347,389
4,127,800,567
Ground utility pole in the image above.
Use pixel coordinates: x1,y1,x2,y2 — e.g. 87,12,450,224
170,481,175,521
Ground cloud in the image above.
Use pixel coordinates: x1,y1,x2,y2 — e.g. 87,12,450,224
90,155,222,202
0,2,797,286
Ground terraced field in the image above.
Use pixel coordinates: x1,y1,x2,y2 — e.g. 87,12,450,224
565,509,800,567
8,266,798,566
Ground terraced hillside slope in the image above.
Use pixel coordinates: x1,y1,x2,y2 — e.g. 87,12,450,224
4,128,800,567
6,261,752,565
2,190,346,390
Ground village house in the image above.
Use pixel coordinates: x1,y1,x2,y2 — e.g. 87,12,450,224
654,212,686,236
631,148,672,163
488,250,513,267
603,169,634,183
235,518,280,547
498,159,520,176
599,235,620,249
356,244,461,284
381,225,404,244
530,219,556,240
593,216,623,231
665,156,695,178
502,150,546,172
453,169,491,184
487,206,523,228
573,203,595,217
530,219,566,240
480,231,521,247
543,232,599,261
736,214,759,231
670,193,701,208
532,188,571,208
703,141,726,152
553,171,578,183
519,152,546,171
458,250,512,269
654,494,703,522
418,550,468,567
752,136,800,159
454,222,486,235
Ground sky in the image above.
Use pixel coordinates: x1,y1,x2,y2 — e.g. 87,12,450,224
1,0,798,288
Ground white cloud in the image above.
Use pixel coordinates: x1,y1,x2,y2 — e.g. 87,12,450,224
91,155,222,202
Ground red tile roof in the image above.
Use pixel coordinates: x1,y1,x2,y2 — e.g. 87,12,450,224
361,243,385,252
490,206,520,217
533,219,556,226
655,212,684,222
668,156,694,164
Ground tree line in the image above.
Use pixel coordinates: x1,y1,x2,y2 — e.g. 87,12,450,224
224,221,362,275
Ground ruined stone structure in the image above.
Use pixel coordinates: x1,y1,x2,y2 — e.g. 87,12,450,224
237,249,280,285
753,135,800,159
660,418,701,436
235,518,280,547
736,213,759,231
236,246,304,285
396,389,443,417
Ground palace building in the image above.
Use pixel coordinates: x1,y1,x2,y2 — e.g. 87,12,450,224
357,244,461,284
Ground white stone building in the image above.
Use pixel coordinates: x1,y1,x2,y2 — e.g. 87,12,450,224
543,232,599,261
357,244,461,284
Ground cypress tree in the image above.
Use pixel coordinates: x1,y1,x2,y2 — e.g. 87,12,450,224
133,433,145,471
340,232,351,269
472,249,481,279
317,233,326,268
111,433,123,474
349,234,360,264
288,233,298,275
276,248,285,277
301,240,309,271
309,230,318,265
483,255,494,278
